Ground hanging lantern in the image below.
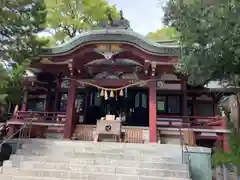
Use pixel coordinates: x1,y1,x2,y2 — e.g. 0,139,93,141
110,90,114,98
100,89,104,96
104,90,108,100
119,89,124,96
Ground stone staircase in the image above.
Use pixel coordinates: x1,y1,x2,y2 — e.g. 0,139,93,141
0,139,191,180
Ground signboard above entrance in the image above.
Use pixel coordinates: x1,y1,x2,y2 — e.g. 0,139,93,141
94,44,123,59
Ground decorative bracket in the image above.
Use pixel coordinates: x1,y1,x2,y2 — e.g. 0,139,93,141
144,61,150,75
151,62,157,76
68,59,73,75
94,44,122,60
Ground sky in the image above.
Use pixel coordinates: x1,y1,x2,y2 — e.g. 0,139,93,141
107,0,165,35
39,0,165,37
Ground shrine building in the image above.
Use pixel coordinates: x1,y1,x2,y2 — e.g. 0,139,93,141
8,21,232,150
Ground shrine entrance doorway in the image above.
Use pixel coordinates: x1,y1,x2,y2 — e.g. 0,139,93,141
84,87,149,127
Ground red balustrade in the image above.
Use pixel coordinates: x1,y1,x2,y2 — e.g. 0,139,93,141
157,115,225,129
11,111,226,129
13,111,67,123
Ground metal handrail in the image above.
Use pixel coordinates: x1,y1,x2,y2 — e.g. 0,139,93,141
179,124,192,179
179,127,188,163
0,118,32,150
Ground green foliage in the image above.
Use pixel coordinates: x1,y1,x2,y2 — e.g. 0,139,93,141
44,0,120,45
147,27,180,40
163,0,240,86
1,0,47,63
163,0,240,170
0,0,47,105
212,118,240,170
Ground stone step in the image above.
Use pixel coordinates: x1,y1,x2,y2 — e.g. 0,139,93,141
20,144,181,155
22,139,182,150
4,160,188,172
0,174,190,180
9,154,183,166
18,148,181,160
10,154,181,165
16,147,180,158
2,167,190,179
15,150,180,162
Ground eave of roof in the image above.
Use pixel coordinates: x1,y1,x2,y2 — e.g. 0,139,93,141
41,29,180,57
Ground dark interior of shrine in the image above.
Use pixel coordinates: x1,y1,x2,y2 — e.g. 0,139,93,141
84,87,149,126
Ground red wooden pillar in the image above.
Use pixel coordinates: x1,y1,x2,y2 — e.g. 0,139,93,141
64,79,76,139
222,118,231,152
44,82,52,112
223,134,231,152
212,93,218,116
21,87,28,111
149,80,157,143
181,78,188,121
192,96,197,116
53,77,61,112
83,90,89,123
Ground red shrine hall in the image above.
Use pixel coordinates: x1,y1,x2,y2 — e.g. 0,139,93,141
9,27,231,149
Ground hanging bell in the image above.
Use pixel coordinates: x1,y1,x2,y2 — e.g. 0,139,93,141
104,90,108,100
119,89,124,96
100,89,104,96
110,90,114,98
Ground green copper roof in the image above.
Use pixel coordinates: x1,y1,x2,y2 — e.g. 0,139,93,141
42,29,180,56
156,40,179,45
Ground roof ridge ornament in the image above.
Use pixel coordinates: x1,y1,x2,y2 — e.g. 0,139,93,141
99,9,130,30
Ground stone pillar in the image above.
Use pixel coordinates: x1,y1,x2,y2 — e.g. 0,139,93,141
149,80,157,143
53,77,61,112
64,79,76,139
21,87,28,111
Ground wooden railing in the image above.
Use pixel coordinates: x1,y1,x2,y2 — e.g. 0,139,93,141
157,115,225,129
12,111,225,129
14,111,66,123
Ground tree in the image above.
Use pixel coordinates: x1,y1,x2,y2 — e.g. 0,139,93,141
44,0,120,45
212,113,240,173
0,0,47,110
163,0,240,174
147,27,180,40
163,0,240,86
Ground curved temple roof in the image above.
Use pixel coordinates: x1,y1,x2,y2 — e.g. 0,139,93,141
41,29,180,57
